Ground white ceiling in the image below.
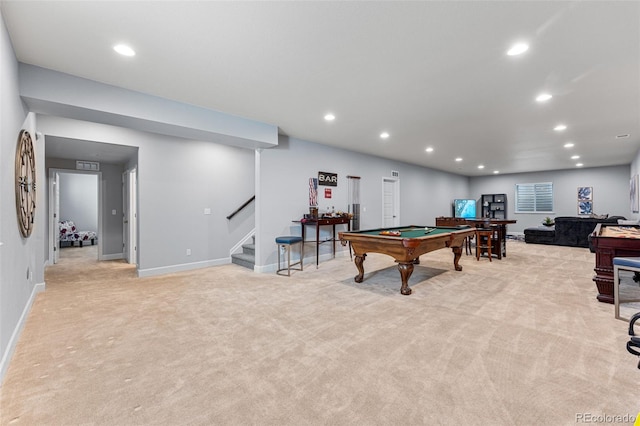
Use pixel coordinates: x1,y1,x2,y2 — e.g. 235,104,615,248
2,1,639,176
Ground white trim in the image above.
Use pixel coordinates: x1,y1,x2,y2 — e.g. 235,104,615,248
137,257,231,278
0,282,45,384
101,253,124,261
230,228,256,255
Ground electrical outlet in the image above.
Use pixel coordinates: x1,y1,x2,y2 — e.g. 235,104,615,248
186,249,191,256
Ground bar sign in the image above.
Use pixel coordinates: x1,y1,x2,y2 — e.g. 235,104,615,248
318,171,338,186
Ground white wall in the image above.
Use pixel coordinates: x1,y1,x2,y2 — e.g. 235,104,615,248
470,165,631,232
0,11,45,382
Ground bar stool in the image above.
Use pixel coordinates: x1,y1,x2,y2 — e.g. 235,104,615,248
276,236,303,276
475,228,494,262
465,234,474,255
613,257,640,320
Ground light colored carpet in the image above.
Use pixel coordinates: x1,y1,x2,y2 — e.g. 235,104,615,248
1,241,639,425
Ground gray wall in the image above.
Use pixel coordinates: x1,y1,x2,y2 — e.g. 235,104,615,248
0,11,44,381
470,165,631,233
37,115,256,276
257,136,469,269
58,173,98,232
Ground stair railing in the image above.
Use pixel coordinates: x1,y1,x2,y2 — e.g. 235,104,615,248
227,195,255,220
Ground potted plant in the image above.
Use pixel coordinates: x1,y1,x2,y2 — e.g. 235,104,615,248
542,217,555,227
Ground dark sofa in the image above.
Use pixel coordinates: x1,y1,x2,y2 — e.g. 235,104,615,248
525,216,625,248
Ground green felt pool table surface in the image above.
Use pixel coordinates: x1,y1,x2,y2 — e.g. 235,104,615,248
354,226,467,238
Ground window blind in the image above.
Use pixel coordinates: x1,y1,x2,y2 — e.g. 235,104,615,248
515,182,553,213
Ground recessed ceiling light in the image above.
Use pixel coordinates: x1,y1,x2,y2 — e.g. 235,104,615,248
113,44,135,57
536,93,552,102
478,165,485,169
571,155,580,160
564,142,574,148
455,157,463,162
617,134,630,139
380,132,390,139
507,43,529,56
493,170,500,174
425,147,434,153
576,163,584,167
324,113,335,121
554,124,567,131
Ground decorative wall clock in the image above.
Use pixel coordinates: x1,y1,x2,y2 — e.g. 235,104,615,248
15,129,36,238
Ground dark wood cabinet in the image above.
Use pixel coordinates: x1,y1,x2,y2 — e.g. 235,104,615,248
590,223,640,304
435,217,469,227
435,217,516,259
481,194,506,219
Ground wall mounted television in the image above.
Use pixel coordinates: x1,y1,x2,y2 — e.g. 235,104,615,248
453,199,477,219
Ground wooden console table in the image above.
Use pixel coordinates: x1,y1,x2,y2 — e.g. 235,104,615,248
295,217,351,268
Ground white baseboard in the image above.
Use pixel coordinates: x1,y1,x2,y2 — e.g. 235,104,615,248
101,253,124,261
138,257,231,278
0,281,45,386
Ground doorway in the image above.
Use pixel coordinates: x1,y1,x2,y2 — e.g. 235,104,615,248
382,177,399,227
49,169,101,264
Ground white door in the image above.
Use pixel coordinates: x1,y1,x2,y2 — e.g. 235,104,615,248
122,168,138,265
383,178,399,227
122,171,129,262
50,171,61,264
128,168,137,265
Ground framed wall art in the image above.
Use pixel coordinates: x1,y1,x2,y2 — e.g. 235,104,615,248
578,201,593,215
577,186,592,201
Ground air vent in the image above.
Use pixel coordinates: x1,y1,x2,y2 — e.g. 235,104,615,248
392,170,399,177
76,160,100,171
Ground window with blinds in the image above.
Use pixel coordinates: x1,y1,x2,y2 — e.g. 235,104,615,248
515,182,553,213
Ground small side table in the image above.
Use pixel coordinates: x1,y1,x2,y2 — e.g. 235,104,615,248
295,217,351,268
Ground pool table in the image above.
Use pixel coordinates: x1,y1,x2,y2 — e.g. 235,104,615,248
339,225,476,295
591,223,640,303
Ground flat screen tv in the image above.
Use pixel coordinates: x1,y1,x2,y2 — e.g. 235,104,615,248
453,199,476,219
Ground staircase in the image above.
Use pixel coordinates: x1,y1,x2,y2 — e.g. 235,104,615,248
231,236,255,270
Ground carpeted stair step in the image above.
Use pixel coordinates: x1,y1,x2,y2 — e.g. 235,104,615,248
231,252,255,269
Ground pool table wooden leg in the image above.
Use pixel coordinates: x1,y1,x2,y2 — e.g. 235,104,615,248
397,262,414,295
354,254,366,283
452,246,463,271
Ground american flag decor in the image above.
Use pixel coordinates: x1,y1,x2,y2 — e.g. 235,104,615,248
309,178,318,206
